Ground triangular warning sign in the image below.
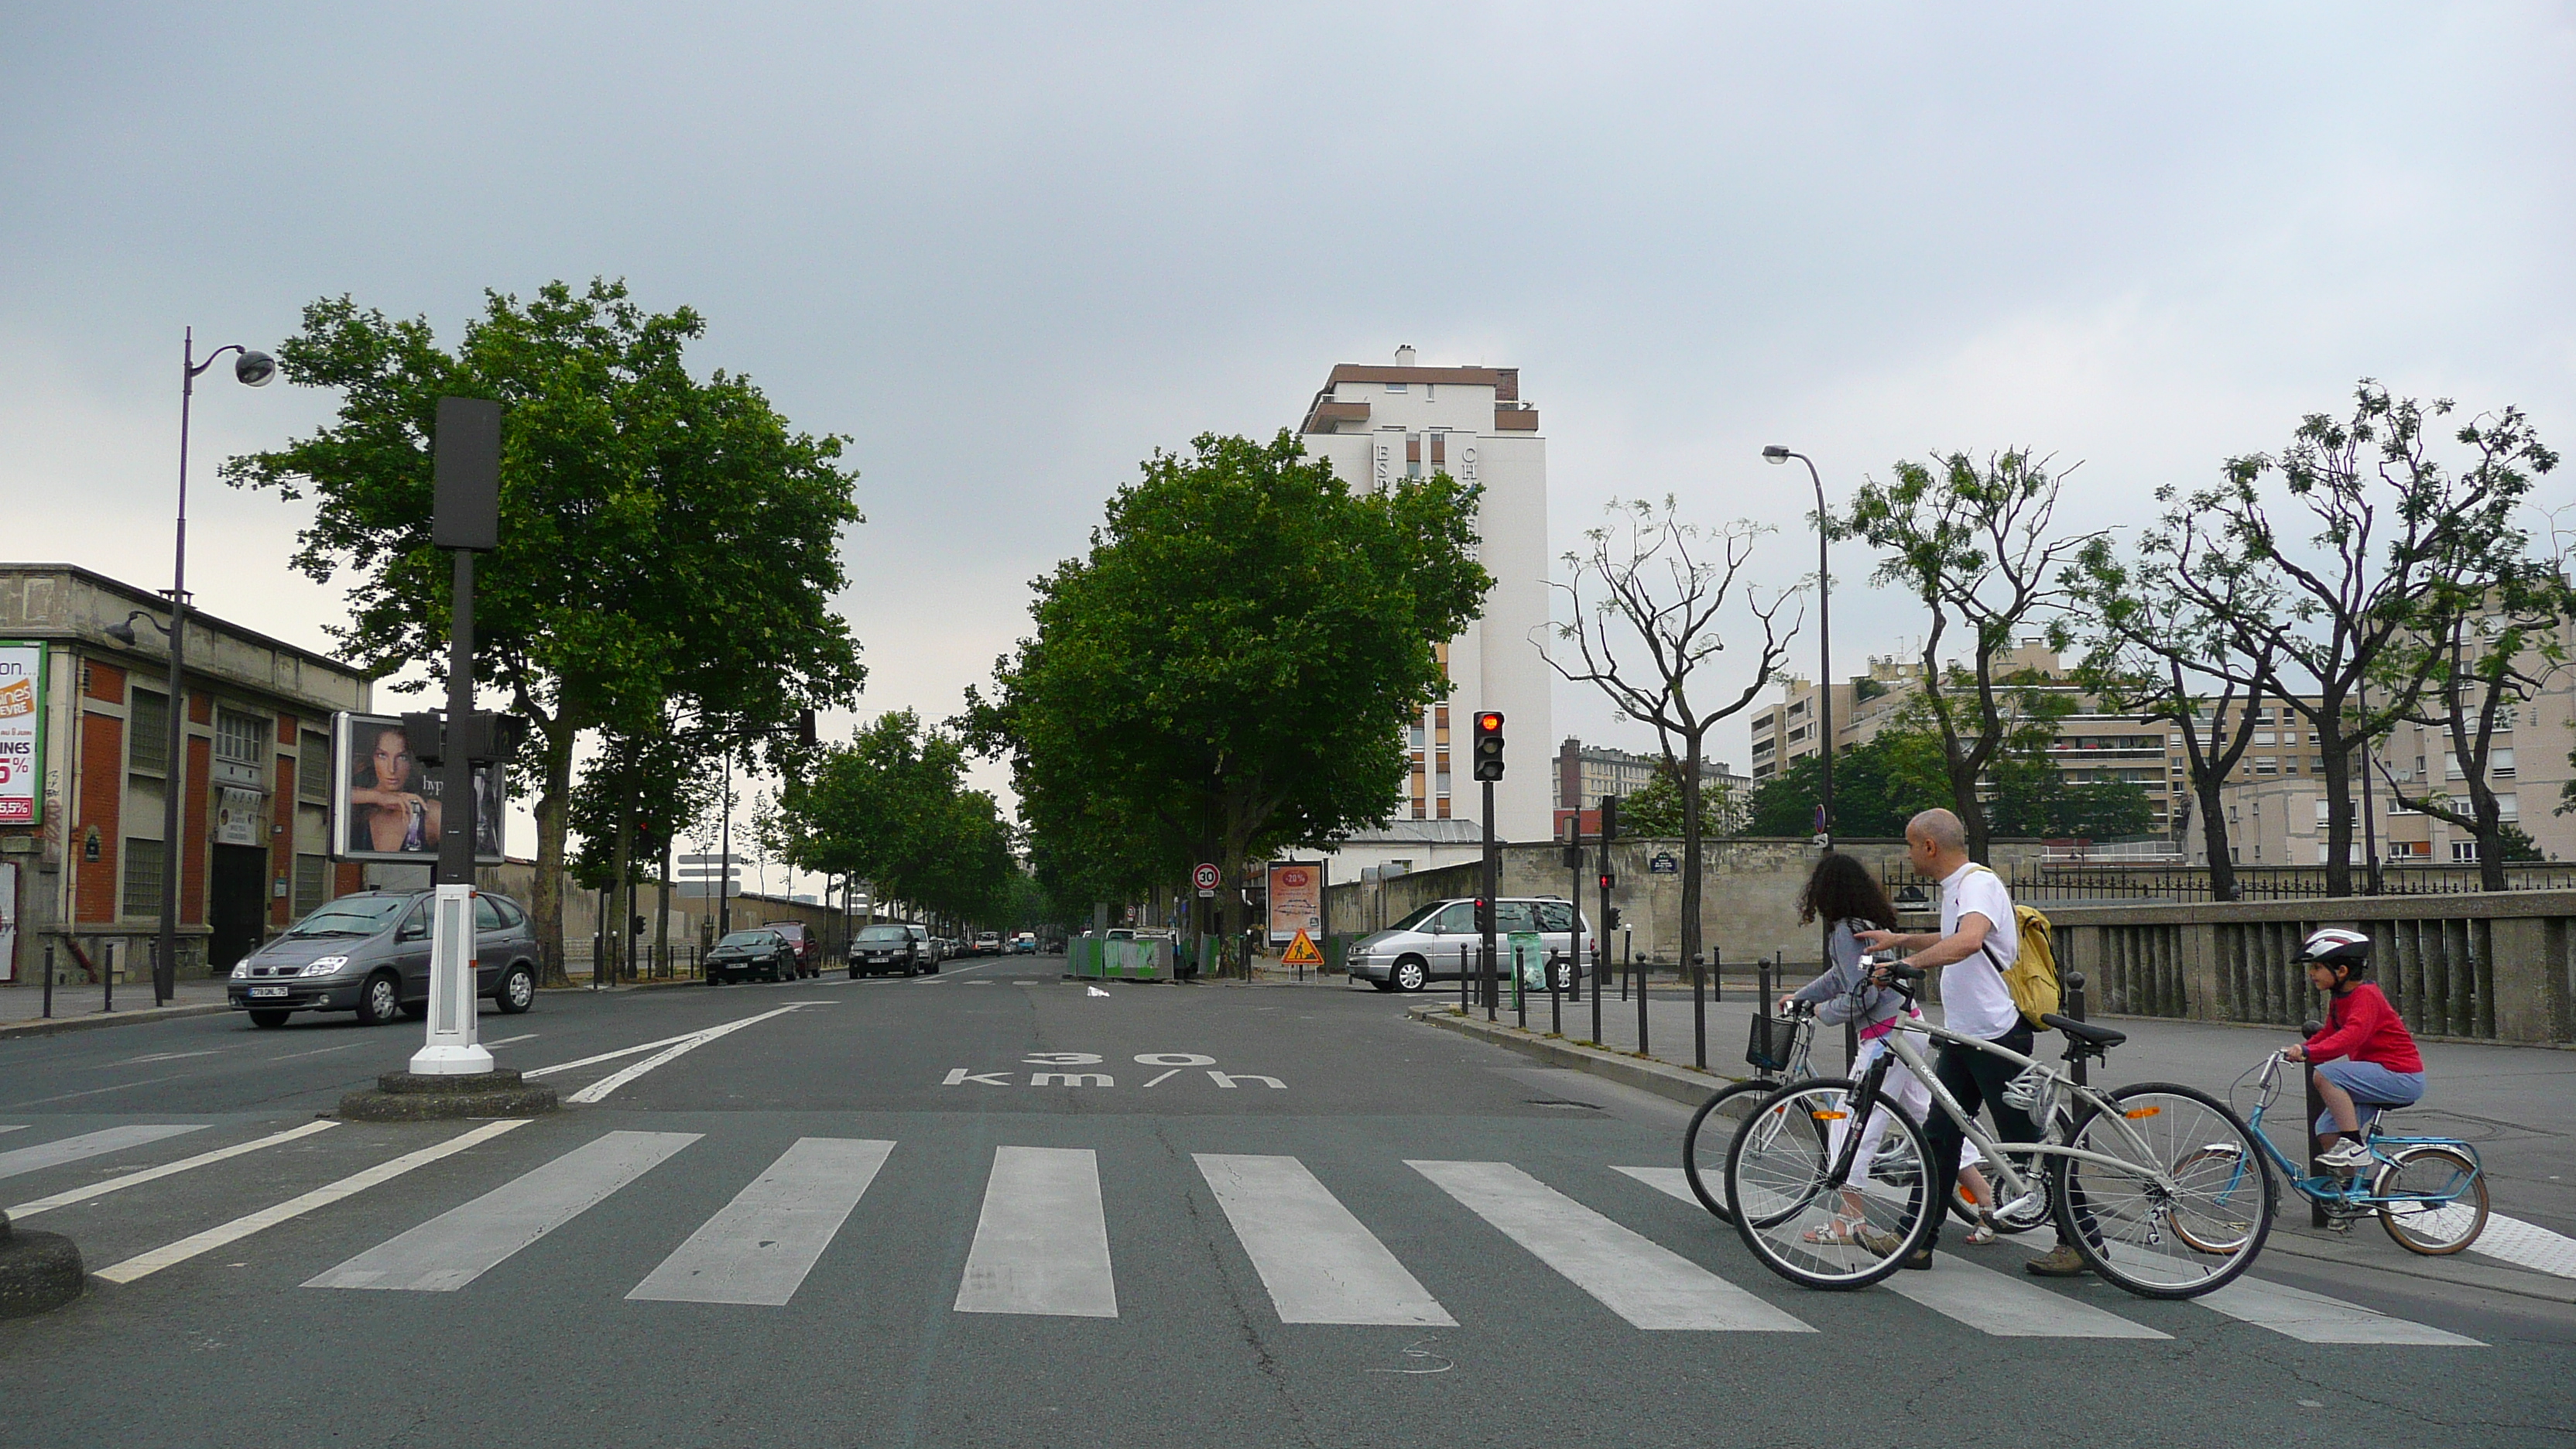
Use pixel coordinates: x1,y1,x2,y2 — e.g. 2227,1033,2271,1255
1281,930,1324,967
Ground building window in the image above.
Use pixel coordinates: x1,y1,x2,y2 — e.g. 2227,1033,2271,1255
2493,748,2516,779
128,690,168,774
2314,799,2331,824
2497,793,2519,820
215,709,266,768
2253,731,2275,746
299,731,332,801
2255,758,2277,775
2452,841,2480,863
122,838,165,919
293,853,329,916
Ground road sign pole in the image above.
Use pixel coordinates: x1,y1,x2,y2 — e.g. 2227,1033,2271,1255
1481,778,1498,1016
413,399,500,1078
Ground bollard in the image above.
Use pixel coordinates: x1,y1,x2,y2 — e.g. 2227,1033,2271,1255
1514,944,1527,1029
1756,954,1773,1070
1549,951,1562,1035
1634,940,1649,1059
1711,944,1721,1003
1691,954,1707,1070
1590,930,1602,1045
2064,970,2089,1087
1461,944,1471,1012
42,941,54,1020
1485,942,1496,1024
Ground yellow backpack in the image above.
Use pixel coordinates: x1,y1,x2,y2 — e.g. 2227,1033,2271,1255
1971,868,2062,1026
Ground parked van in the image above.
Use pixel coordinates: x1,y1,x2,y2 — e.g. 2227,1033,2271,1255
1345,897,1598,993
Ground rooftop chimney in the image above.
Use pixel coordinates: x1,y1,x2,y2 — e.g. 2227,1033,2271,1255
1395,344,1416,367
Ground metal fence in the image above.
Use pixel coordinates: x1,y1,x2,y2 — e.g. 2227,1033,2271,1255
1883,860,2576,904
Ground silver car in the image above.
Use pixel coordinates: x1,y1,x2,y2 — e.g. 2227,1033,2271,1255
1345,897,1597,993
228,889,542,1028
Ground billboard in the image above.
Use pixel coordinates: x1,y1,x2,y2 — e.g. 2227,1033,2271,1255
330,711,505,864
1266,860,1323,947
0,642,44,826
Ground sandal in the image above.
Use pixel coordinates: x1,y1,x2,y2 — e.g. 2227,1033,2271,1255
1801,1218,1866,1246
1965,1216,1999,1246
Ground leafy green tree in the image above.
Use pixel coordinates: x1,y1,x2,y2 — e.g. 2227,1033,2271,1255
971,432,1489,940
1737,731,1951,838
1842,450,2102,860
774,711,1006,923
224,279,863,975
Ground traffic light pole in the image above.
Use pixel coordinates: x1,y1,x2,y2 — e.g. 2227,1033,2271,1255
412,399,502,1077
1480,779,1498,1014
1595,794,1616,1047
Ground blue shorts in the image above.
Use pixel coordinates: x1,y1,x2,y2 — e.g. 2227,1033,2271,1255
2312,1058,2424,1136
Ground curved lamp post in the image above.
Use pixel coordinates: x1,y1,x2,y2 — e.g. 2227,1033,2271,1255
149,329,274,1004
1763,445,1832,851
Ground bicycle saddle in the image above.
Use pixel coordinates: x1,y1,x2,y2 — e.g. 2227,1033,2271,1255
2040,1012,2126,1050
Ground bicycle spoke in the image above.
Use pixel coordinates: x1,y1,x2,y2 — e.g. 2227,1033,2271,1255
1728,1081,1936,1290
2060,1084,2272,1298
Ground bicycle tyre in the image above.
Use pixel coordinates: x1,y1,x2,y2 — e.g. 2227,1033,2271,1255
2375,1146,2488,1255
2054,1081,2273,1299
1727,1078,1938,1291
1682,1078,1778,1223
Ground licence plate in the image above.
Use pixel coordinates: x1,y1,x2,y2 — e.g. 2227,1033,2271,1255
248,986,290,999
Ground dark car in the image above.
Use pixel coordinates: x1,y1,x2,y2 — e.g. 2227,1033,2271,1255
226,889,542,1029
705,928,798,984
767,922,822,978
848,923,934,978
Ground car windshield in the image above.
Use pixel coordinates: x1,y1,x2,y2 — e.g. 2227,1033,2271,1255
717,931,776,948
857,926,909,943
283,897,411,937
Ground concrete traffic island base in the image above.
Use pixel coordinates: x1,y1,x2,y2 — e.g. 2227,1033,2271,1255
0,1212,86,1319
338,1067,558,1122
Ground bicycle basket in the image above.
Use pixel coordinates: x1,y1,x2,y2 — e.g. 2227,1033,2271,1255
1745,1012,1804,1073
1999,1063,2059,1120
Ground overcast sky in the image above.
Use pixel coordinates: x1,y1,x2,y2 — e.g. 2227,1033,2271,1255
7,3,2571,886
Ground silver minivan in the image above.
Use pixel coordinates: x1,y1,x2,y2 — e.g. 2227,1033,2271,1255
1346,897,1598,993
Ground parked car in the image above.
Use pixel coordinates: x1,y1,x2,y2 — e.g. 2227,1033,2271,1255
848,923,933,977
766,922,823,978
705,927,799,984
975,930,1002,956
1344,897,1598,993
227,889,541,1028
1011,932,1038,954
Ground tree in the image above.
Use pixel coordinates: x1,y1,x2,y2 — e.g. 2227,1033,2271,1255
2153,382,2548,895
225,279,863,977
1549,498,1797,974
1735,731,1948,838
1842,450,2102,860
774,711,1010,924
971,432,1488,941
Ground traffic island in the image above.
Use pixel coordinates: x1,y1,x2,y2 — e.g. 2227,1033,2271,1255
0,1212,85,1319
338,1067,558,1122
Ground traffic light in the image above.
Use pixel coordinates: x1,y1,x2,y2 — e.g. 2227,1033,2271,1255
1598,871,1615,892
1604,906,1622,933
796,709,817,748
1598,793,1619,841
1472,711,1506,781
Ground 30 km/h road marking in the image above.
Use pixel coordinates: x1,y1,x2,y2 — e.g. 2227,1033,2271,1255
629,1138,894,1307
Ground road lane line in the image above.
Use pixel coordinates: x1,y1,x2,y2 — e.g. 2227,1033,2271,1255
0,1125,23,1134
1612,1166,2157,1338
1414,1160,1810,1332
564,1007,813,1105
0,1124,209,1184
269,1042,368,1061
484,1033,539,1048
112,1049,228,1066
305,1129,697,1291
2198,1278,2483,1345
0,1073,197,1109
523,1030,712,1078
1196,1153,1453,1327
629,1138,893,1305
95,1121,526,1284
10,1122,339,1219
955,1146,1118,1317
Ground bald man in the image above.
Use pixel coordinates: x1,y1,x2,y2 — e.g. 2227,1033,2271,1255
1856,808,2088,1276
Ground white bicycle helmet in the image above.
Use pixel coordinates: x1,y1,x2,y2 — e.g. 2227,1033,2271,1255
2293,927,2372,974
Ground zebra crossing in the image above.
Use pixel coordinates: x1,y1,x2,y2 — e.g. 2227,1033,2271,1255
0,1119,2496,1346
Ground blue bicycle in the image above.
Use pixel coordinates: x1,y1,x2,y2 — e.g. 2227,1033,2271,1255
2183,1039,2490,1257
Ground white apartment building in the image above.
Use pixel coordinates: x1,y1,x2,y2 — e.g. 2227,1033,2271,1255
1294,348,1552,879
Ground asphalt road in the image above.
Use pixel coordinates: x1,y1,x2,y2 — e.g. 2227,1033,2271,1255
2,954,2569,1448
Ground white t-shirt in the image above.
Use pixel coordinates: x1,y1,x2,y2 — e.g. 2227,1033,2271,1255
1937,863,2022,1040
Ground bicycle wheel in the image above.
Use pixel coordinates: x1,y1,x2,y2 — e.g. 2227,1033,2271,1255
2375,1146,2488,1255
1682,1078,1778,1223
2054,1081,2273,1299
1727,1079,1938,1290
1954,1144,2053,1235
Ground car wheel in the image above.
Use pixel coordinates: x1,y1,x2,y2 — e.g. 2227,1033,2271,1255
495,964,536,1014
247,1009,292,1029
1392,957,1429,993
355,972,403,1027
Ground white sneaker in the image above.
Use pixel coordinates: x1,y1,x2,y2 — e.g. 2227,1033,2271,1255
2316,1139,2374,1171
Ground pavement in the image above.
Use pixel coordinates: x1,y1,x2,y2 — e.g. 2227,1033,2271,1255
0,951,2569,1447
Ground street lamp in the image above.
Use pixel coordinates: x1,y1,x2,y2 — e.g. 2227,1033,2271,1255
154,328,275,1004
1762,445,1832,852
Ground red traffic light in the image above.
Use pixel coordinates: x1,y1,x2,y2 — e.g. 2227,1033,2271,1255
1471,711,1506,781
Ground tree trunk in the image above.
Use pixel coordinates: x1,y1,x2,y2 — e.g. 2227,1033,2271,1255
530,714,579,985
1945,738,1991,862
2195,774,2239,902
2319,714,2355,898
1678,732,1704,973
2475,800,2507,892
611,814,634,985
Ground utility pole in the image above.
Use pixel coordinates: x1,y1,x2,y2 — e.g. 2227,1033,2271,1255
411,397,501,1077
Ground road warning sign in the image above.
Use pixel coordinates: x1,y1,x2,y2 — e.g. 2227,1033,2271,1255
1280,930,1324,968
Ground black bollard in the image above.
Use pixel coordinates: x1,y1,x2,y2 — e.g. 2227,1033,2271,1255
1692,953,1707,1070
41,941,54,1020
1549,950,1562,1036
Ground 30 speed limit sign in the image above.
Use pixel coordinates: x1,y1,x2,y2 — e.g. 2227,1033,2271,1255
1194,862,1221,894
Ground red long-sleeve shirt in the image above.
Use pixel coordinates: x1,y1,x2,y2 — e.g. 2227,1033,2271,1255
2304,982,2423,1074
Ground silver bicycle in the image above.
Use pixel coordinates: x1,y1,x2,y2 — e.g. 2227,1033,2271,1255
1721,960,2274,1298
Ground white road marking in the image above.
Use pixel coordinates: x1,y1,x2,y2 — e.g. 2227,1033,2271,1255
0,1125,23,1134
629,1137,893,1306
0,1124,209,1184
523,1030,709,1078
483,1033,539,1048
1196,1153,1453,1327
1141,1069,1181,1088
113,1049,227,1066
955,1146,1118,1317
2470,1213,2576,1280
305,1129,697,1291
524,1005,817,1104
10,1122,339,1219
2198,1278,2484,1345
1415,1160,1809,1332
1612,1167,2161,1338
269,1042,368,1061
95,1121,526,1284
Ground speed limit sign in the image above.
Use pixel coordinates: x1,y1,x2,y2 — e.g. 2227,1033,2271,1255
1193,862,1220,893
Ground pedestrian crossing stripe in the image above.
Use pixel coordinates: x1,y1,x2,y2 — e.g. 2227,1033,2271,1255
57,1123,2485,1345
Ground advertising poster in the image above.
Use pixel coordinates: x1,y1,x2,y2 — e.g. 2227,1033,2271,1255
330,711,506,863
0,642,45,826
1266,860,1322,947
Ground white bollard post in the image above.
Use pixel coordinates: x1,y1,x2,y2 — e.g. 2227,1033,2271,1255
409,882,492,1075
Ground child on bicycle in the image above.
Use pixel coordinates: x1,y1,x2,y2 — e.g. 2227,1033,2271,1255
2286,928,2424,1171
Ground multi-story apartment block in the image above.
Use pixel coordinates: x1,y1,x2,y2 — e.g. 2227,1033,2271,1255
1294,349,1551,875
1553,738,1749,838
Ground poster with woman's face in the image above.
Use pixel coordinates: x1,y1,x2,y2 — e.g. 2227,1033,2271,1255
330,712,506,862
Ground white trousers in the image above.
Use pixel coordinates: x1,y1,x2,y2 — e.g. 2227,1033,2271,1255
1834,1033,1980,1186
